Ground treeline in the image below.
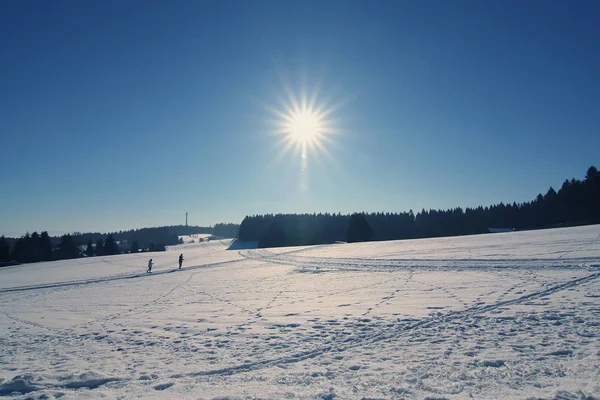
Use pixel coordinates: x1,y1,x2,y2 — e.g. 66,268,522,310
67,225,210,251
0,232,95,264
239,166,600,248
0,223,240,265
212,223,240,238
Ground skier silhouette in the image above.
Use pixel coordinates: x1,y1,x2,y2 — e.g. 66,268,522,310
178,254,184,269
146,259,153,273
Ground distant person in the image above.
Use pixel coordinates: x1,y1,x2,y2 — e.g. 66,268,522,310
178,254,184,269
147,259,153,273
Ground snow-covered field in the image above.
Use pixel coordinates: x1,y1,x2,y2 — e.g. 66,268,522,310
1,225,599,399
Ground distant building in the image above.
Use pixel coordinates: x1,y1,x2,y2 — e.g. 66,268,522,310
488,228,514,233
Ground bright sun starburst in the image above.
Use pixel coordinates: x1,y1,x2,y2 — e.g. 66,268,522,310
266,81,342,164
287,110,321,145
261,68,351,190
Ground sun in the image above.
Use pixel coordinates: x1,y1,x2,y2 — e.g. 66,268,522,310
276,103,332,161
286,109,322,145
267,93,340,163
261,70,350,189
262,69,349,173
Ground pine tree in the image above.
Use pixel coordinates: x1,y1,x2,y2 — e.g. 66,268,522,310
30,232,43,263
347,213,374,243
104,235,120,255
258,220,286,248
585,166,600,223
585,165,598,183
58,234,80,259
0,236,10,262
40,231,54,261
95,239,105,256
11,237,26,263
22,233,33,263
85,240,95,257
130,241,139,253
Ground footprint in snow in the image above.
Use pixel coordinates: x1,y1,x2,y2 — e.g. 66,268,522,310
154,382,174,391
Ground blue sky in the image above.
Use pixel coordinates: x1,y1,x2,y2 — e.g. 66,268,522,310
1,0,599,236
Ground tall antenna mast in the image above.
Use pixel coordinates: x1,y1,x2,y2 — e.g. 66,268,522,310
185,212,188,226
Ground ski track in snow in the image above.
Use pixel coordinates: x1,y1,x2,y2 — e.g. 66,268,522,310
1,226,600,399
239,247,600,271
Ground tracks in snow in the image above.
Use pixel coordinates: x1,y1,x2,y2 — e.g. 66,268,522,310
240,248,599,271
168,269,600,379
0,258,246,295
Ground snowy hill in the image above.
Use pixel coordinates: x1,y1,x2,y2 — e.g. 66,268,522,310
1,225,599,399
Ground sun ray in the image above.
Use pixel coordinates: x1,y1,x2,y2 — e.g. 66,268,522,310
308,81,323,112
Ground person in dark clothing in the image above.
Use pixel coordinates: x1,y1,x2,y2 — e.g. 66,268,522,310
178,254,184,269
147,259,153,273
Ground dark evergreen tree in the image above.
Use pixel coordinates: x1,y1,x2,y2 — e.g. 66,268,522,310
258,220,286,248
95,239,105,256
85,240,95,257
58,234,80,259
130,240,140,253
0,236,10,262
103,235,120,255
347,213,374,243
11,237,27,263
39,231,54,261
585,166,600,223
20,233,33,263
29,232,43,263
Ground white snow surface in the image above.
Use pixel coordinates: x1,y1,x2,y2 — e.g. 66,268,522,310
1,225,600,399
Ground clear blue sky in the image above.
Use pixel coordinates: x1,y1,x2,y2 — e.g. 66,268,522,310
1,0,599,237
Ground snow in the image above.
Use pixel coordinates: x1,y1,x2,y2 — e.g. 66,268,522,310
178,234,214,244
1,225,599,399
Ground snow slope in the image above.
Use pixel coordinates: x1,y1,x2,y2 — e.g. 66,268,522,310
1,225,599,399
